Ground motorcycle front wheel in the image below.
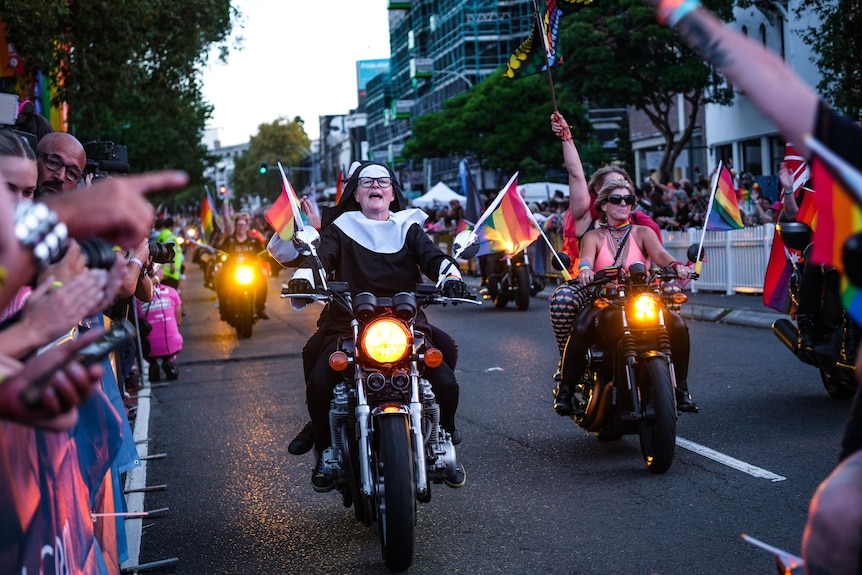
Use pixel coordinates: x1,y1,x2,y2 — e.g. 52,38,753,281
375,415,416,572
638,357,677,474
235,294,254,339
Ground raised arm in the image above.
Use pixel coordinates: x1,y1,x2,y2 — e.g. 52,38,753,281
550,112,590,226
646,0,819,157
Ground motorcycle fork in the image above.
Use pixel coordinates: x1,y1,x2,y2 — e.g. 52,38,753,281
620,308,673,416
408,360,429,499
345,318,375,498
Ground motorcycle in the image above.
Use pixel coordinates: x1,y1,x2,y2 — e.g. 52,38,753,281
283,228,479,572
214,250,266,338
771,221,859,399
555,261,697,474
482,249,543,310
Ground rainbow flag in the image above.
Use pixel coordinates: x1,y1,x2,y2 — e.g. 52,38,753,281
200,191,216,242
504,0,594,79
763,179,817,314
473,172,540,256
706,162,745,231
807,136,862,322
265,164,305,241
335,169,343,205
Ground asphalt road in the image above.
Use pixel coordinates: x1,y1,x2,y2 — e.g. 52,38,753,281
130,265,851,575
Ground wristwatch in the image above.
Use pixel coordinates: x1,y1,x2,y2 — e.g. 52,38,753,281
14,202,69,269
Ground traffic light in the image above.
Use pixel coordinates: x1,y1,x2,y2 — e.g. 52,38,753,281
258,162,268,175
219,185,227,196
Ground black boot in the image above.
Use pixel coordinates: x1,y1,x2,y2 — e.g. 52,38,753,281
554,386,574,416
797,313,816,353
288,421,315,455
676,383,699,414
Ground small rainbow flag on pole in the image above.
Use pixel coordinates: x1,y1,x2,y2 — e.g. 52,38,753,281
200,190,216,243
473,172,540,256
265,163,306,241
706,162,745,231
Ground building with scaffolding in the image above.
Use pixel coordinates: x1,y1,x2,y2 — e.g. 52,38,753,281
365,0,535,194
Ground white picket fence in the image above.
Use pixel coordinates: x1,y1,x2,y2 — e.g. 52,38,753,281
661,224,776,294
434,224,778,295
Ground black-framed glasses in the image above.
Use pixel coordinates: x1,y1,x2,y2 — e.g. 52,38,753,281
37,152,83,182
606,194,636,206
358,176,392,189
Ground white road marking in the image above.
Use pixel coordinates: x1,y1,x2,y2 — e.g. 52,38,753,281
677,437,787,482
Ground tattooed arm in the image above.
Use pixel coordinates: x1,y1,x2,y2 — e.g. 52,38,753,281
644,0,819,156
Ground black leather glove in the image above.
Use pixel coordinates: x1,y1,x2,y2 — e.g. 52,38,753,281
288,278,314,295
442,279,472,299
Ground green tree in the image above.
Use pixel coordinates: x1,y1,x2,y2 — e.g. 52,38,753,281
403,70,589,183
556,0,736,182
232,116,311,204
0,0,235,204
797,0,862,118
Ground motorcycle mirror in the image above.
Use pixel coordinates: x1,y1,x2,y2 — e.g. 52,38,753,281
452,230,480,260
843,232,862,288
776,221,812,253
551,252,572,272
292,227,321,256
686,244,705,263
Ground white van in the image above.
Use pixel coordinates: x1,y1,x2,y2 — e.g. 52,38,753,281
517,182,569,205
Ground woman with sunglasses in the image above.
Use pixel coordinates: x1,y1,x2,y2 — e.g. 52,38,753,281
553,178,697,415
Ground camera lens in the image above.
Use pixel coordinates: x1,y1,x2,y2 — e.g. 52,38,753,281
78,238,117,270
149,242,176,264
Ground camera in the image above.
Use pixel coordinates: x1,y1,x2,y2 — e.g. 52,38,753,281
149,241,176,264
78,238,118,270
84,141,129,180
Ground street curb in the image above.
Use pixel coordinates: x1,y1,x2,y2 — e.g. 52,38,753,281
679,305,779,329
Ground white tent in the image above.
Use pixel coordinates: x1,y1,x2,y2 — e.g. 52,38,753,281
410,181,466,209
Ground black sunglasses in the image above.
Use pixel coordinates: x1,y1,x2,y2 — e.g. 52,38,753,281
606,194,636,206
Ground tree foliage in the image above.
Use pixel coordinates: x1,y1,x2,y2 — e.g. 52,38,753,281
403,70,591,184
0,0,236,205
556,0,736,182
798,0,862,118
231,117,311,204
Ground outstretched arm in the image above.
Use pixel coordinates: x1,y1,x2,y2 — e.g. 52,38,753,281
551,112,590,226
644,0,819,156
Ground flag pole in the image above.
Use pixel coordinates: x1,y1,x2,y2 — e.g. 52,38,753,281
694,161,723,276
531,0,559,112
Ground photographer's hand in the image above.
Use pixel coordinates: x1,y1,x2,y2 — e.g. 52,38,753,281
37,240,86,285
0,329,106,431
47,170,188,250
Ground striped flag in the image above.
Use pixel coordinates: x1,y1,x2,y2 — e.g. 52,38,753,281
265,164,306,241
473,172,540,256
706,162,745,230
784,143,810,194
806,135,862,322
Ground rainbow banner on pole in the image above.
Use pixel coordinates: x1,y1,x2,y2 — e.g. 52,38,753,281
473,172,540,256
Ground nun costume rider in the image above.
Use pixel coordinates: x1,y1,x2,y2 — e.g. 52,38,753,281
268,161,470,491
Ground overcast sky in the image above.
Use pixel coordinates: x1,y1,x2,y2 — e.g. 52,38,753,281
201,0,391,146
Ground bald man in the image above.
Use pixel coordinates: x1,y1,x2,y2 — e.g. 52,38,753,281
35,132,86,198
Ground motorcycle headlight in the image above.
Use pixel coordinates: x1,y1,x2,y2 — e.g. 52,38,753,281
360,317,411,365
234,264,256,285
627,293,661,326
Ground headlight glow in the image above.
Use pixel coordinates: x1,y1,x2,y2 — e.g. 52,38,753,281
628,293,660,325
235,264,255,285
361,318,410,364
